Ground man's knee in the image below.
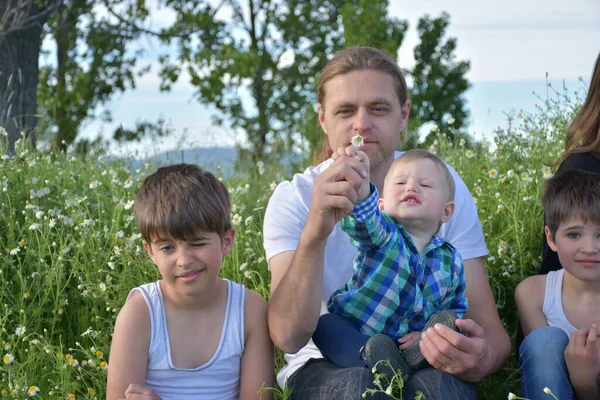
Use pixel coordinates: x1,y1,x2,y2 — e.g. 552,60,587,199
404,368,477,400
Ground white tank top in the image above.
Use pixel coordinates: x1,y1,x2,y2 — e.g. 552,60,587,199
128,279,245,400
542,269,578,335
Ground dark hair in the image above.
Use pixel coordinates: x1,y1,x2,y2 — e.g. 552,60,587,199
135,164,232,242
390,149,455,201
543,169,600,237
557,52,600,164
313,46,409,164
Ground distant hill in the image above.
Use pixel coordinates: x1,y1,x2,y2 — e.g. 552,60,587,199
126,146,238,177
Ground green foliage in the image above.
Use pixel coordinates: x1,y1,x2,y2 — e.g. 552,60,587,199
0,80,578,400
410,12,470,138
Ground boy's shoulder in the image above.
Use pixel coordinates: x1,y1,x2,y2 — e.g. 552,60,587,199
242,288,268,340
515,274,547,304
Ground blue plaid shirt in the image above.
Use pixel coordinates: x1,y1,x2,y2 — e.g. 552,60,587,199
327,185,468,340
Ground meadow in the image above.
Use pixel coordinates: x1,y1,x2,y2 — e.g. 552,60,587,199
0,85,580,400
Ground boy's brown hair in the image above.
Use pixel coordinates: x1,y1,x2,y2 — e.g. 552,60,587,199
387,149,455,201
543,169,600,238
135,163,232,242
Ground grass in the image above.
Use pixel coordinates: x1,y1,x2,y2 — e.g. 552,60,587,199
0,84,581,399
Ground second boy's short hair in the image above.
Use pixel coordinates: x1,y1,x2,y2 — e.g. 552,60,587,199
543,169,600,237
135,163,232,242
387,149,456,201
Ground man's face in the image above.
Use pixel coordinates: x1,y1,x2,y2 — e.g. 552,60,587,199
317,69,410,174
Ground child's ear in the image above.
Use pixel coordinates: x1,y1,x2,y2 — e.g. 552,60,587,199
544,226,558,252
377,198,385,211
221,229,236,256
441,201,455,223
143,240,155,262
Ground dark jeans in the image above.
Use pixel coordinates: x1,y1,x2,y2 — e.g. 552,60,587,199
312,312,369,367
286,358,477,400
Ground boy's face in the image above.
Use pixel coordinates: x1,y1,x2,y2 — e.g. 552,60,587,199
317,69,410,175
545,218,600,282
378,158,454,232
143,229,235,297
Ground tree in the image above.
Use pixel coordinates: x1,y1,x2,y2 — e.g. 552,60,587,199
0,0,62,152
409,12,470,145
156,0,409,162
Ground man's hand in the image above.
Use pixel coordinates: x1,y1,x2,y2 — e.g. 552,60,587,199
419,318,489,381
117,384,163,400
304,147,368,242
565,324,600,398
331,145,371,201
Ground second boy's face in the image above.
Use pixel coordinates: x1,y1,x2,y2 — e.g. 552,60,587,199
378,159,453,232
143,229,235,298
546,218,600,281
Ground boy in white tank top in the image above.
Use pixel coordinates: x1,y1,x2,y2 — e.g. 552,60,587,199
515,169,600,400
106,164,274,400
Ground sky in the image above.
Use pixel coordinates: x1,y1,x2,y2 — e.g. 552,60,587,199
76,0,600,157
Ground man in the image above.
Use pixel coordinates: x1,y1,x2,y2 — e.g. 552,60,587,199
264,46,511,399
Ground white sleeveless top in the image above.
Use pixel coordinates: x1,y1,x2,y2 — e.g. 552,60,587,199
542,269,578,335
128,279,245,400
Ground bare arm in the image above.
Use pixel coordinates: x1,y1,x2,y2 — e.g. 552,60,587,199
419,257,512,382
268,156,366,353
240,290,274,400
106,292,152,400
515,275,547,336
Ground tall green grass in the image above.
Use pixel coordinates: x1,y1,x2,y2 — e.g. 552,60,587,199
0,85,581,399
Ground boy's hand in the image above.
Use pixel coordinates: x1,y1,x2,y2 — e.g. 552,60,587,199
118,384,163,400
332,145,371,201
565,324,600,396
398,331,422,351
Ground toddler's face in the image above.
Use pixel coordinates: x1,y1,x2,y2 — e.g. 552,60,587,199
379,158,452,232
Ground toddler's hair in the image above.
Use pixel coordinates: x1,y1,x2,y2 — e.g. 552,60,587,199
135,163,232,242
387,149,455,201
543,169,600,237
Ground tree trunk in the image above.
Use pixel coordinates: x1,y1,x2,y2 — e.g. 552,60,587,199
0,0,55,153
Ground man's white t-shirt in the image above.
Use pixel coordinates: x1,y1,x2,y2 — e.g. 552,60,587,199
263,151,488,388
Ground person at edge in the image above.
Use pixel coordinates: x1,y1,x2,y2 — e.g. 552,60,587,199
539,51,600,275
263,46,511,400
516,169,600,400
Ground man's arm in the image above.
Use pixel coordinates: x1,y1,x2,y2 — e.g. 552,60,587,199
419,257,511,382
267,155,366,354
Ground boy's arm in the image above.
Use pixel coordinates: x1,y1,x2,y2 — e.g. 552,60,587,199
341,185,399,252
437,250,468,316
240,289,274,400
515,275,548,336
106,291,152,400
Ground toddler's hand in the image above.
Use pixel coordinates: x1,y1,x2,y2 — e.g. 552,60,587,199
398,331,422,351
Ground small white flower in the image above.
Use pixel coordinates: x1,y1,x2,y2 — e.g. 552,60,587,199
27,386,39,396
447,117,455,125
544,387,551,394
232,214,242,225
15,326,26,336
351,134,364,148
488,169,498,179
99,282,107,292
89,181,98,189
29,223,40,230
124,200,135,210
270,182,277,190
124,180,133,189
508,393,517,400
1,155,9,161
502,271,510,278
465,150,474,158
3,353,14,364
543,170,553,179
10,247,20,255
49,218,56,228
239,263,248,271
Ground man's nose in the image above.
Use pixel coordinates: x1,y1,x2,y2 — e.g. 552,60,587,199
352,108,373,133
